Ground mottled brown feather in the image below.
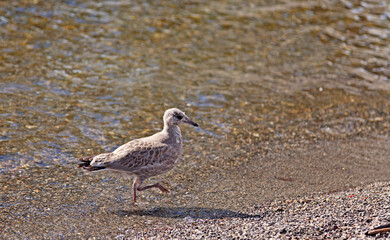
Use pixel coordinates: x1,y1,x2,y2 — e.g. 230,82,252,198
77,108,198,202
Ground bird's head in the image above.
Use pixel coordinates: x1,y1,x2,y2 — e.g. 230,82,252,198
163,108,199,128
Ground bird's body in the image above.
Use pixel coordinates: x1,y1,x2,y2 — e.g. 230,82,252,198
77,108,198,203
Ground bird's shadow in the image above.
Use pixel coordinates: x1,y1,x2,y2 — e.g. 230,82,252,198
114,206,262,220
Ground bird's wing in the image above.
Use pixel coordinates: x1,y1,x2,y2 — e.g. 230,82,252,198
102,139,171,172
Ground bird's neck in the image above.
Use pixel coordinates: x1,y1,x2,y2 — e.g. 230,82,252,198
163,124,182,144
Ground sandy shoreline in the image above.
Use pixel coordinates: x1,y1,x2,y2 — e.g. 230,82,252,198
1,136,389,239
1,171,389,239
131,182,390,239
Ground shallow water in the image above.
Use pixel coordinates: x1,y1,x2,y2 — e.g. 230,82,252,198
1,0,390,238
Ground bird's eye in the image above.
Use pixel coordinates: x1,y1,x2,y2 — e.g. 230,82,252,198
174,113,183,120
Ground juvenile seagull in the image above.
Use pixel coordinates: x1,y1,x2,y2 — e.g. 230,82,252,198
77,108,198,203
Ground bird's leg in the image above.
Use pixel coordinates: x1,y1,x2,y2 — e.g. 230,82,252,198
132,178,169,204
137,182,169,193
132,180,137,203
132,177,144,204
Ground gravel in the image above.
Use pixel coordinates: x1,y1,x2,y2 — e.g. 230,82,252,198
129,182,390,239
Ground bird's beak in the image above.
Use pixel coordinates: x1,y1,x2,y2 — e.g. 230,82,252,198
183,117,199,127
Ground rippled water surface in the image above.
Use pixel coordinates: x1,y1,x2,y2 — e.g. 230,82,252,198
1,0,390,238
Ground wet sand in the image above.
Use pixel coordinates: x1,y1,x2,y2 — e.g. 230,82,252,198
134,182,390,239
1,135,390,238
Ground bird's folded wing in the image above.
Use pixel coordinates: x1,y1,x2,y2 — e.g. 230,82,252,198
104,140,171,172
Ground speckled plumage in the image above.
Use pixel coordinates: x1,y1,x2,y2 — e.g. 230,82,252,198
77,108,198,203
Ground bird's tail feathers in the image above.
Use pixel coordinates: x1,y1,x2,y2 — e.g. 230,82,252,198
77,156,106,171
